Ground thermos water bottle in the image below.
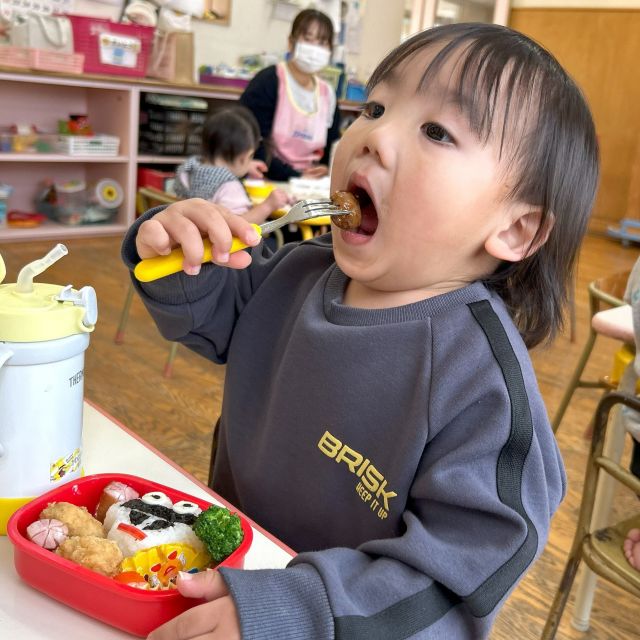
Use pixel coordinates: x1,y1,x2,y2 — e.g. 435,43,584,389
0,244,98,534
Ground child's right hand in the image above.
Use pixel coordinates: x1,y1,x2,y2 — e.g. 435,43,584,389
265,188,291,213
136,198,262,275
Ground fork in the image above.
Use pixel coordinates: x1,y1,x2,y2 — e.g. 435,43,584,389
133,199,349,282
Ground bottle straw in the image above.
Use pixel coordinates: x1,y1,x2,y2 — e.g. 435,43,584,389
16,244,68,294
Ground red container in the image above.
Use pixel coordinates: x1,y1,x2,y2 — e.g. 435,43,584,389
67,15,154,77
138,167,175,192
7,473,253,637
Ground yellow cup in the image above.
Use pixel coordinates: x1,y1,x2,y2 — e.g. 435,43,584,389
244,180,275,202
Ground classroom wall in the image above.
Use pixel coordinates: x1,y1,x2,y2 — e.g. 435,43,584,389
191,0,404,81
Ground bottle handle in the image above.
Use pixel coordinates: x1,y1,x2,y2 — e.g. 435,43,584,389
0,347,13,458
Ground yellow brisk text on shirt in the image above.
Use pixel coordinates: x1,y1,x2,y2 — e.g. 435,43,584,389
317,431,397,518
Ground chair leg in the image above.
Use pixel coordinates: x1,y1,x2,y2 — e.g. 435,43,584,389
541,545,585,639
114,281,135,345
163,342,179,378
552,331,597,433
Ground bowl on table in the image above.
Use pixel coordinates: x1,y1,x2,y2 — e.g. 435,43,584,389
7,473,252,637
243,179,275,203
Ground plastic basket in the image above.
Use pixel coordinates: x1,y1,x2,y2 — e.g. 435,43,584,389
56,134,120,156
0,45,31,69
30,49,84,74
67,15,154,77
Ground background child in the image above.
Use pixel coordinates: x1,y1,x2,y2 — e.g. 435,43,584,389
174,106,289,224
123,23,598,639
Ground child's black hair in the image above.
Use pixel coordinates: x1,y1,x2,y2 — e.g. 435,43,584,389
290,8,334,49
201,106,261,164
369,23,598,348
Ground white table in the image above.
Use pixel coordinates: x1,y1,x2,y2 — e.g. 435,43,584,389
0,401,294,639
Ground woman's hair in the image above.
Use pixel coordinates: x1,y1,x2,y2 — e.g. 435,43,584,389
369,23,598,348
290,8,334,49
201,105,261,163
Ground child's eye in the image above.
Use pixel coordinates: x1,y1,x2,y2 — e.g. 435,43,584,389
422,123,454,144
360,102,385,119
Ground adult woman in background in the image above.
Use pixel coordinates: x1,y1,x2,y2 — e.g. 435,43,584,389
240,8,340,181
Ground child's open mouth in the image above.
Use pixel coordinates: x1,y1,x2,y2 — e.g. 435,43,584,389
332,186,378,236
346,187,378,236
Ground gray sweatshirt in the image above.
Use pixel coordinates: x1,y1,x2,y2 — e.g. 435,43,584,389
122,213,566,640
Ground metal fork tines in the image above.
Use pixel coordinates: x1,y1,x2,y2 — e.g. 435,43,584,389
259,199,350,235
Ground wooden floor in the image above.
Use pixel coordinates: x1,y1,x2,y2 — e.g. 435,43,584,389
2,231,640,639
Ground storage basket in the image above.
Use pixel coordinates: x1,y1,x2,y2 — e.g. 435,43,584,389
30,49,84,74
56,134,120,156
138,93,207,156
67,15,154,77
0,45,31,69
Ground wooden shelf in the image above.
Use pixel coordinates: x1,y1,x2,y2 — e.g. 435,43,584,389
0,67,358,242
137,155,186,164
0,154,128,163
0,221,128,243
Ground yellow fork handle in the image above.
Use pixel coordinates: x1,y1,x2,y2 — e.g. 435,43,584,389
133,224,263,282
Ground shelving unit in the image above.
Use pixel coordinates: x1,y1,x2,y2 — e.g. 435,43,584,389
0,67,362,243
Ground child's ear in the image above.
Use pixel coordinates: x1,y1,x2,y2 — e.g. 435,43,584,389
485,207,554,263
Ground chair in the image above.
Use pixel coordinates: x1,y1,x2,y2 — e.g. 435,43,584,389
552,270,630,433
114,187,180,378
542,390,640,638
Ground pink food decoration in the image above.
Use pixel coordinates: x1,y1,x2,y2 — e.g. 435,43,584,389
104,481,139,502
95,481,140,522
26,518,69,550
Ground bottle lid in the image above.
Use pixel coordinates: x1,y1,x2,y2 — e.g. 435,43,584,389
0,244,97,343
0,282,96,342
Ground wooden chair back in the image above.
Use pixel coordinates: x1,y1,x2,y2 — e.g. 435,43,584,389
543,391,640,637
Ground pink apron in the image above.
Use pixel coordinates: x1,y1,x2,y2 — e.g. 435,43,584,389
271,62,331,171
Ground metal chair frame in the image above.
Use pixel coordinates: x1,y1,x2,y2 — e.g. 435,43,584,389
115,187,180,377
543,391,640,638
552,271,630,433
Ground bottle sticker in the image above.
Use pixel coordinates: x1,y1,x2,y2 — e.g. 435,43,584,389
50,448,81,482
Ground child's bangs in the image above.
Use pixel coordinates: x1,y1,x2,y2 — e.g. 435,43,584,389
368,25,544,160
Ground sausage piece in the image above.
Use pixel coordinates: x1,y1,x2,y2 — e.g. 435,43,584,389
331,191,362,231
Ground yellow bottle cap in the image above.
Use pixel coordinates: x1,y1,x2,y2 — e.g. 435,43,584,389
0,282,94,342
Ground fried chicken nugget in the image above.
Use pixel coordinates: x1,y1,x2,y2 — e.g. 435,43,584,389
40,502,105,538
57,536,123,577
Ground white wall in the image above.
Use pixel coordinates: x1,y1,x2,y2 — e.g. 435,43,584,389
191,1,291,71
344,0,405,81
192,0,404,81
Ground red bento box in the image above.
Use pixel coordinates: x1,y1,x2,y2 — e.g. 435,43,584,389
7,473,253,637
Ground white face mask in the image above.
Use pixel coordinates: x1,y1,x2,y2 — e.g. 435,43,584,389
292,41,331,75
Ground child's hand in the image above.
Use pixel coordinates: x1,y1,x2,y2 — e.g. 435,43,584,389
301,164,329,179
247,159,267,179
266,188,291,212
136,198,261,274
147,570,240,640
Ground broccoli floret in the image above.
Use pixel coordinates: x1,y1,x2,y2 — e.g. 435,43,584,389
193,505,244,563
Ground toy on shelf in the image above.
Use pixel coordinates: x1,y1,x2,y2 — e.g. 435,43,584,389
607,219,640,246
7,211,47,228
0,183,13,227
36,178,124,226
58,115,94,136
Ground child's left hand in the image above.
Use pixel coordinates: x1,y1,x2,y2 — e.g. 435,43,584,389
147,570,240,640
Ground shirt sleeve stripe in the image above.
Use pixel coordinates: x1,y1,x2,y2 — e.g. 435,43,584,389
333,299,539,638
